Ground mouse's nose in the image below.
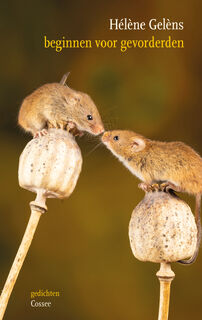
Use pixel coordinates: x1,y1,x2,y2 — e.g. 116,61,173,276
90,124,104,135
101,131,111,142
95,124,105,134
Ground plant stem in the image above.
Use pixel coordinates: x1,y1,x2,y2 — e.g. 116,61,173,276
156,263,175,320
0,192,47,319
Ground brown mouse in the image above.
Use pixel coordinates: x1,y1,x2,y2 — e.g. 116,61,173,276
102,130,202,264
18,74,104,137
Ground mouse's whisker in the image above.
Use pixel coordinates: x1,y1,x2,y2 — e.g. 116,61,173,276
85,141,103,157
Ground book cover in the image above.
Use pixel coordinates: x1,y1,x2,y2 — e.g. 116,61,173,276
0,1,201,319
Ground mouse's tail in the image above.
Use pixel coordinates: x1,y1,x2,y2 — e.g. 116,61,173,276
178,193,201,265
60,72,70,86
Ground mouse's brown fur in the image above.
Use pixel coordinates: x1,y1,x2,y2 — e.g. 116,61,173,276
102,130,202,264
18,82,104,137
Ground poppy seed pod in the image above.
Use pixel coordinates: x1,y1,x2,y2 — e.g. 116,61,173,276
0,129,83,319
129,190,197,263
18,129,82,200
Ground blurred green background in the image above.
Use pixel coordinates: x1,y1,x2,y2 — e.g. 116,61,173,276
0,1,201,319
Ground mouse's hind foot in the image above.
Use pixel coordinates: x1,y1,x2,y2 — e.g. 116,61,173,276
34,129,48,138
160,182,181,193
138,182,159,192
138,181,180,193
48,120,68,130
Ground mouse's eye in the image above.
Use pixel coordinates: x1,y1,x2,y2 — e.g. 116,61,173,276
113,135,119,141
87,114,93,120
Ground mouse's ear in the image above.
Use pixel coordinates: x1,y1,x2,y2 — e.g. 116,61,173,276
131,137,145,152
63,92,78,106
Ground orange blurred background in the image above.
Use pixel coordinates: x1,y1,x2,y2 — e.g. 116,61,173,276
0,1,201,319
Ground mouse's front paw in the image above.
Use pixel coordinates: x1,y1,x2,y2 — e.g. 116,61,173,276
66,121,76,131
